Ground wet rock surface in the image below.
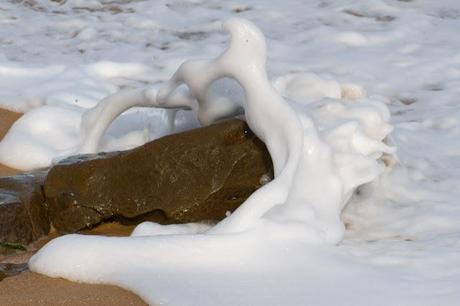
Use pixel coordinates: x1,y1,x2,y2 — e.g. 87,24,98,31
0,263,28,281
45,119,273,233
0,174,49,244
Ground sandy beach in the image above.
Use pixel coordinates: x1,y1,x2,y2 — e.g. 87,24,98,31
0,109,21,176
0,108,147,305
0,271,146,306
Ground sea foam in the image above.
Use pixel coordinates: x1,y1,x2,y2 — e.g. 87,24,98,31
29,19,394,305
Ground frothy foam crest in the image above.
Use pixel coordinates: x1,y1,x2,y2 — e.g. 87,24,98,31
28,18,394,304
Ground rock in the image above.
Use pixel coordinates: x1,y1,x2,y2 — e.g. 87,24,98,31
0,242,26,257
0,263,28,281
45,119,273,233
0,173,49,244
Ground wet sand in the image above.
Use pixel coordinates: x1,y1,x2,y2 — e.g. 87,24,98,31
0,163,20,176
0,108,21,139
0,272,147,306
0,108,21,176
0,108,148,305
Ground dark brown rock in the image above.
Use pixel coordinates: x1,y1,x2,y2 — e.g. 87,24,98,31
0,263,28,281
0,173,49,244
45,119,273,233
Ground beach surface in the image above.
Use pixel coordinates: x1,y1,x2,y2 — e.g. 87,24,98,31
0,271,146,306
0,109,21,176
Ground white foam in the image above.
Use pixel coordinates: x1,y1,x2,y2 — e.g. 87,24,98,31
29,19,396,305
0,0,458,304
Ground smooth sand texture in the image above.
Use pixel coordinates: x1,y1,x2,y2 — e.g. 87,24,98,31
0,163,19,176
0,108,22,176
0,110,147,305
0,272,147,306
0,108,21,139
